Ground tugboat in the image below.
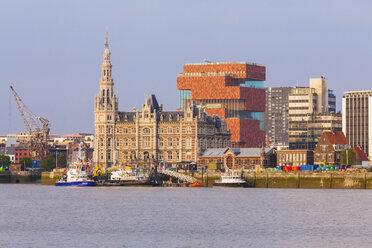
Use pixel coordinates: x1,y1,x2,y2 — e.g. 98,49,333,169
55,162,95,186
56,143,95,187
213,164,247,187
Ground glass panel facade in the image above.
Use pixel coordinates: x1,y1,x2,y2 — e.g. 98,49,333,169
240,80,264,89
179,90,191,108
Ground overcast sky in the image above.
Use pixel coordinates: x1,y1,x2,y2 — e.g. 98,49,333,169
1,0,371,135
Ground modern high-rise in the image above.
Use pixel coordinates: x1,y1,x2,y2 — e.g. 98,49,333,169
264,87,292,147
288,77,341,150
342,90,372,159
177,62,266,148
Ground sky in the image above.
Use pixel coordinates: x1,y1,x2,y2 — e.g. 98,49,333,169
1,0,371,135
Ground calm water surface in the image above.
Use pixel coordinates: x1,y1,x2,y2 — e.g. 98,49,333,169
0,185,371,248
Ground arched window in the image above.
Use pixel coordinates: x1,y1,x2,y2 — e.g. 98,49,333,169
226,156,233,169
102,90,105,96
143,128,151,135
168,138,173,147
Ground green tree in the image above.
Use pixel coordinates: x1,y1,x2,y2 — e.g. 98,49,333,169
340,148,356,165
57,154,67,168
40,156,56,171
19,156,33,167
0,154,11,167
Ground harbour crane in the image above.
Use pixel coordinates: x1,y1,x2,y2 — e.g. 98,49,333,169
9,85,51,159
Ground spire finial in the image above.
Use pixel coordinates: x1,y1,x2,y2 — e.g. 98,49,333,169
105,31,108,48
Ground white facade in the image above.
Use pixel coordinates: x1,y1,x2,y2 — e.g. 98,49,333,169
309,77,328,113
343,90,372,160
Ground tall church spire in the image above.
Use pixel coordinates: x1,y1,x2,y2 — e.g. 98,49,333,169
105,31,109,48
101,32,112,83
94,33,118,169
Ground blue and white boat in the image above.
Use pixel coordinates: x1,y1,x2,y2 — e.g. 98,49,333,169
56,163,95,186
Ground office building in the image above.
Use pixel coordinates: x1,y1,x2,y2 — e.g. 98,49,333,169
288,77,341,150
264,87,292,147
342,90,372,159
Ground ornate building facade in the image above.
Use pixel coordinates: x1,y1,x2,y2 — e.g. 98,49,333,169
94,38,231,168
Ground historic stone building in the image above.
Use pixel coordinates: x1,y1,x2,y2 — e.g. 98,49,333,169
93,37,231,168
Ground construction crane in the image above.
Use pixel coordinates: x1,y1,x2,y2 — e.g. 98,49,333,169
9,85,51,159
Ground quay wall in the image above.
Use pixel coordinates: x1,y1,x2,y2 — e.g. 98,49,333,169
0,171,41,184
244,172,372,189
41,172,63,185
194,171,372,189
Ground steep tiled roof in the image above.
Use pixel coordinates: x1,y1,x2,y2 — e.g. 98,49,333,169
354,147,369,161
324,131,348,145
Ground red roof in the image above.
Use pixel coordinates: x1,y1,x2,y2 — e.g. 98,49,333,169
323,131,349,145
354,147,369,161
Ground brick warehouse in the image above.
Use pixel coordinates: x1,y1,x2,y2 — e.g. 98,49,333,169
177,62,266,148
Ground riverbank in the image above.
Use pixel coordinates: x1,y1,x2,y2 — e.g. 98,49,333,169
31,170,372,189
0,171,41,183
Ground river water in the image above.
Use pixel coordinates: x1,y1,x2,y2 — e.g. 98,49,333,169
0,185,371,248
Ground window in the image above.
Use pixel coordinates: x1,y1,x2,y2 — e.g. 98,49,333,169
143,128,151,134
176,127,180,133
107,138,111,147
116,139,120,146
186,151,191,160
168,151,173,160
132,128,136,133
186,138,191,148
168,138,173,147
159,152,163,160
176,151,180,160
124,138,128,147
124,151,128,160
186,126,191,134
124,128,128,134
159,138,164,147
176,138,180,147
168,127,172,133
100,138,103,147
131,138,136,147
143,137,150,148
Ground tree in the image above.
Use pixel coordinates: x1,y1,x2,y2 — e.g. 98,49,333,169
0,154,11,167
340,148,356,165
57,154,67,168
19,156,33,168
40,156,56,171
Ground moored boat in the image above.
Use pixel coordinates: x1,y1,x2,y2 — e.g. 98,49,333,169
213,164,247,187
188,182,205,187
56,163,95,186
